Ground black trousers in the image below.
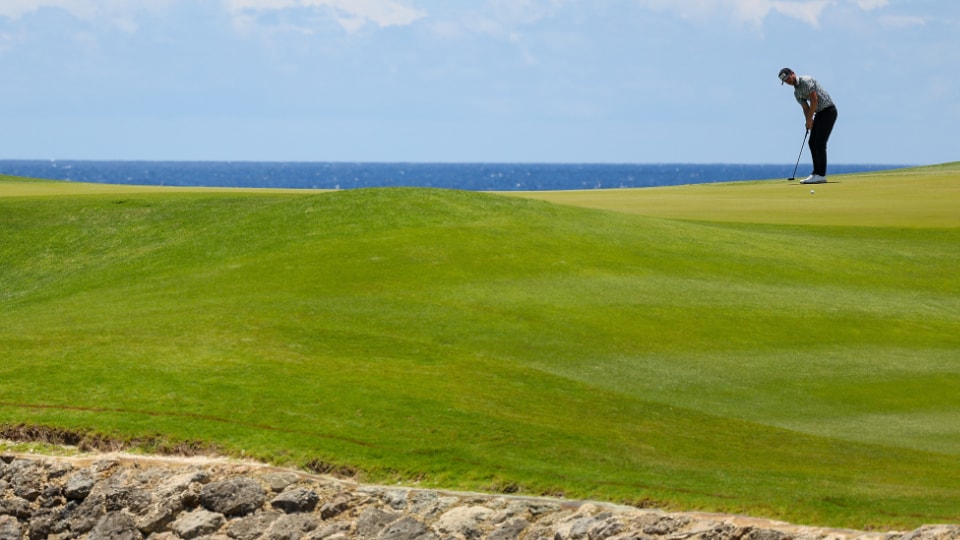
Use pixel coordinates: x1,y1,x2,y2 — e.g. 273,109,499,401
809,106,837,177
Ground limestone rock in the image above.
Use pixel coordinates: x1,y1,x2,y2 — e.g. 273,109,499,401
380,515,435,540
225,510,282,540
263,472,300,493
356,506,401,538
170,507,226,539
64,469,97,501
0,516,23,540
271,487,320,513
199,477,266,517
263,512,320,540
0,453,955,540
434,505,494,539
88,511,141,540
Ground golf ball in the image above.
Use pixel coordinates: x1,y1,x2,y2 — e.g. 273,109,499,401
810,190,815,194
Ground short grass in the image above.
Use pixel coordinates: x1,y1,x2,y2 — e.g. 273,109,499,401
1,165,958,530
508,162,960,228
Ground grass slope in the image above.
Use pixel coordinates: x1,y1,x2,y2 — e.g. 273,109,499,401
1,168,959,529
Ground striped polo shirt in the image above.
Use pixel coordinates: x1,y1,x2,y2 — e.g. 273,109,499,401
794,76,835,112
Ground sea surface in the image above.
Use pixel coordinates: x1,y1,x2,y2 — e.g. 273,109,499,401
0,160,911,191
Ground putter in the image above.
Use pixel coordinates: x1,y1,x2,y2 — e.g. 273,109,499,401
788,130,809,181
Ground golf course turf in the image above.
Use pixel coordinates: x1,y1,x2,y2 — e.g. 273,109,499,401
1,163,958,530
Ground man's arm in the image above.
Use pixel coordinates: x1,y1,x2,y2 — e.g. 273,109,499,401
804,91,818,130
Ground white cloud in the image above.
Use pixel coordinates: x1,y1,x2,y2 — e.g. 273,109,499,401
0,0,426,34
769,0,830,27
483,0,569,26
631,0,866,28
222,0,426,33
878,15,927,28
854,0,887,10
425,0,570,46
0,0,172,27
0,0,97,19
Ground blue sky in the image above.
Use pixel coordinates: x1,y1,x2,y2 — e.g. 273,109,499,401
0,0,956,164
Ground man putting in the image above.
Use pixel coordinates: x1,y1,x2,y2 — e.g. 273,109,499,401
779,68,838,184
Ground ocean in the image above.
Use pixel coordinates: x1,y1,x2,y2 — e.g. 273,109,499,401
0,160,910,191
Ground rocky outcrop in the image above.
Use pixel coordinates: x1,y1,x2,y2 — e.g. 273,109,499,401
0,452,957,540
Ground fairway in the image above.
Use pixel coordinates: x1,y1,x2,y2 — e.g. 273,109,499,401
1,165,959,530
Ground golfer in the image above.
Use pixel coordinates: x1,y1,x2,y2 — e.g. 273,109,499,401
778,68,837,184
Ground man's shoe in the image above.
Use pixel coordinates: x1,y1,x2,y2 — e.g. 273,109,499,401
800,175,826,184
